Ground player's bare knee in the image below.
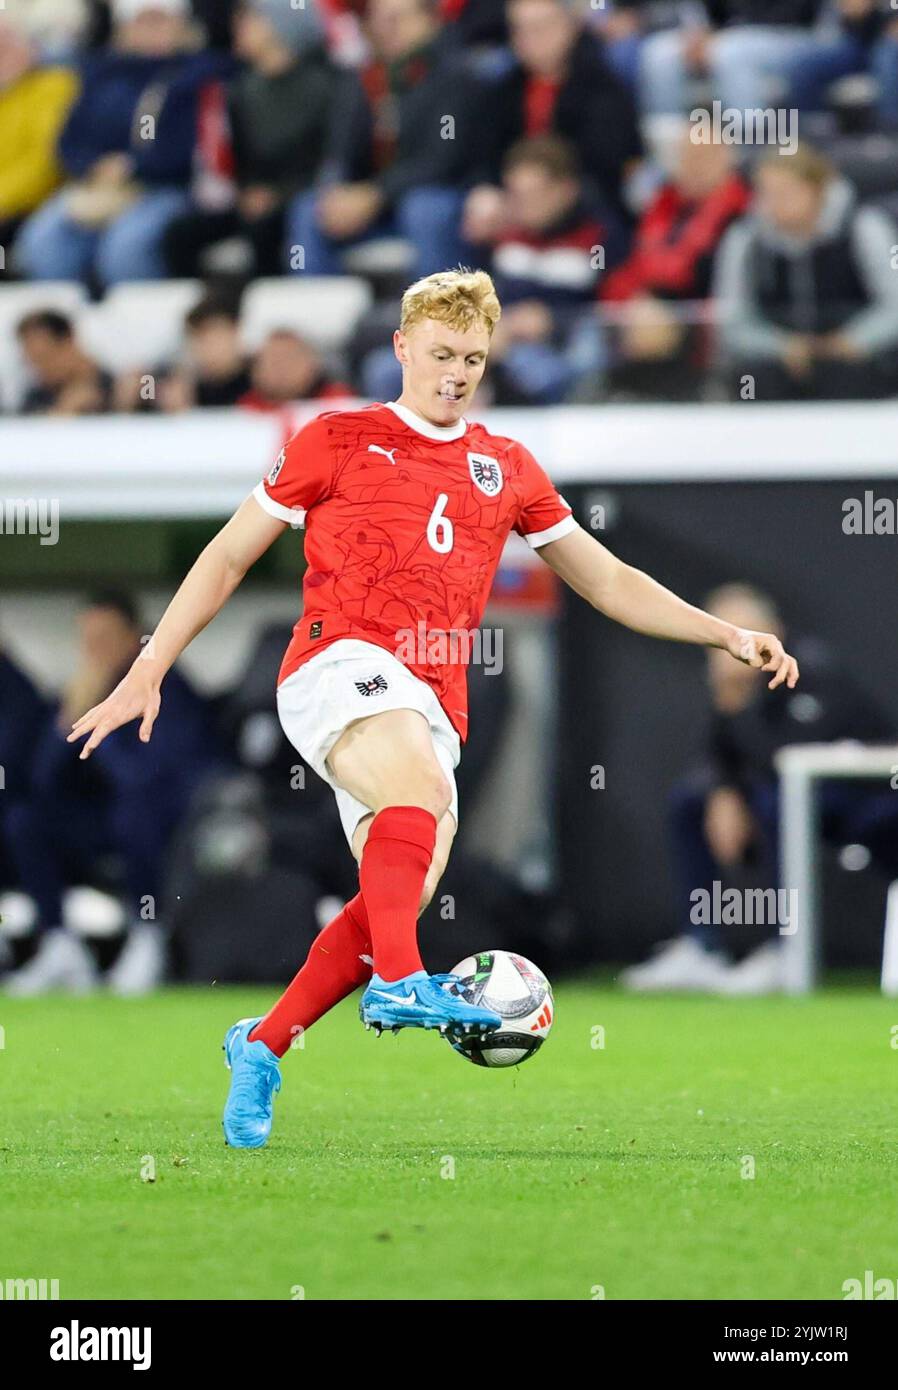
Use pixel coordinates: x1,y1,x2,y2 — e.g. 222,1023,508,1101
397,761,452,822
428,771,453,822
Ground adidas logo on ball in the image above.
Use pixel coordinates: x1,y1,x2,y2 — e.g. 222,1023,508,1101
441,950,553,1067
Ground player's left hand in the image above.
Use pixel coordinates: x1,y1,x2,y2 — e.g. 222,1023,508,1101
726,629,799,690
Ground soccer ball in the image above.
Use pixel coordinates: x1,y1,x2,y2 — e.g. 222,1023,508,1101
443,950,553,1067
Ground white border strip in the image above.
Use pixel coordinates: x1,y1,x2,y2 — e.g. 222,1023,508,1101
4,401,898,519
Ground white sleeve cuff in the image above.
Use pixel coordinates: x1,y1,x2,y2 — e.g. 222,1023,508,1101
252,481,306,527
523,513,577,549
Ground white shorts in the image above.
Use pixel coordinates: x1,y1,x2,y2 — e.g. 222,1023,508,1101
276,638,461,846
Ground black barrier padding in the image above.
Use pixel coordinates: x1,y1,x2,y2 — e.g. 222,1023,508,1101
557,478,898,964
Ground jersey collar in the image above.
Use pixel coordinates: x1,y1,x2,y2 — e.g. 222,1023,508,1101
385,399,468,441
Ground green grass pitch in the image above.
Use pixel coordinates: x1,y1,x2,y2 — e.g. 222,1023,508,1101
1,981,896,1300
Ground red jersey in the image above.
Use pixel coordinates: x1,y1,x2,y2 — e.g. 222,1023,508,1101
252,400,576,742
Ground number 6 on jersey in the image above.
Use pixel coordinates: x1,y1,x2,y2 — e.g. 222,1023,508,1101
427,492,453,553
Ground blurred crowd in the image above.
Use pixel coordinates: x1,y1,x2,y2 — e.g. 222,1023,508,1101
3,581,897,994
0,591,536,993
0,593,363,993
2,0,898,408
0,595,220,992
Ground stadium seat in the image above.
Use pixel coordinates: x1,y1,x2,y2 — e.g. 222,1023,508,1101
342,237,415,277
77,279,205,373
0,279,87,330
0,281,88,410
240,275,373,354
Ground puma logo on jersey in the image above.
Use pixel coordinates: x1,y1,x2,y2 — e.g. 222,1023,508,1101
355,674,389,697
368,444,399,466
468,452,503,497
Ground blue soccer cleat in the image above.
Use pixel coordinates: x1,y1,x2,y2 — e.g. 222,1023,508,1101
359,970,502,1038
222,1016,282,1149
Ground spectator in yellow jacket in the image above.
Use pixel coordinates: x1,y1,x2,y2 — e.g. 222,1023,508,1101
0,14,79,249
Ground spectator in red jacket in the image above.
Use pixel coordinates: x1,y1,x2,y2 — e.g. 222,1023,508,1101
603,134,750,304
600,133,750,400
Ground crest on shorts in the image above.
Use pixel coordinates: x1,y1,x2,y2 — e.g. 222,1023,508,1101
467,452,503,497
355,674,389,697
267,447,286,487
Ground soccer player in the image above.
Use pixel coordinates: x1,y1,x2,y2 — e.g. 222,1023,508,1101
68,269,799,1148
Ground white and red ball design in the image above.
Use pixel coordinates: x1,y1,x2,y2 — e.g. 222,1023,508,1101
443,950,553,1067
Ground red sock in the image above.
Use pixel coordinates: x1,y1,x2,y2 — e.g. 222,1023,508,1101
358,805,436,981
249,894,372,1057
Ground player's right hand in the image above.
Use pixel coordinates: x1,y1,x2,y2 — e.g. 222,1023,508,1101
66,667,162,760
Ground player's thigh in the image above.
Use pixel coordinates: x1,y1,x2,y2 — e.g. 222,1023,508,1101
351,806,457,912
326,707,453,820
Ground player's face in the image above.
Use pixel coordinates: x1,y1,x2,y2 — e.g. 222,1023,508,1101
393,318,490,426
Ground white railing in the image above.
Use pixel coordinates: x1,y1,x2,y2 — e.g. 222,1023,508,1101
4,399,898,519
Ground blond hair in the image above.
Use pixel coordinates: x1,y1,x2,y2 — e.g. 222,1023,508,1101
399,268,502,336
757,142,834,188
